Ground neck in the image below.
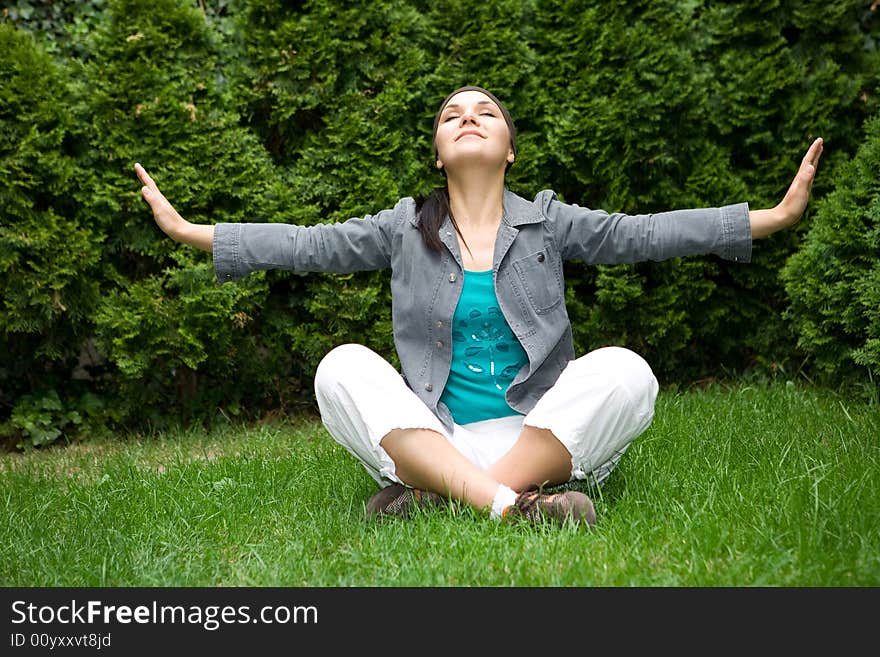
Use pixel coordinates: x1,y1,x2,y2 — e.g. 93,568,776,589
445,168,506,229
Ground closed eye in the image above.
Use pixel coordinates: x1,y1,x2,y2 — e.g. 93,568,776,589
443,112,496,122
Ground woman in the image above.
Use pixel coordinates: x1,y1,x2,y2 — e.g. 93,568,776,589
135,85,823,527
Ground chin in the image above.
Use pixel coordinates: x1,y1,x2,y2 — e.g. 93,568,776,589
443,154,508,174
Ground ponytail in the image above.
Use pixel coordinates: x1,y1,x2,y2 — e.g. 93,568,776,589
415,187,472,256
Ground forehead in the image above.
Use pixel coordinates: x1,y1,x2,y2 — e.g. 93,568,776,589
441,90,498,112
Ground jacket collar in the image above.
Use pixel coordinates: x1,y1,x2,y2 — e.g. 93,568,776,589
408,188,545,227
502,188,544,226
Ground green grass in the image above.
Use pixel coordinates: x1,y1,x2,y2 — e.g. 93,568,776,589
2,382,878,586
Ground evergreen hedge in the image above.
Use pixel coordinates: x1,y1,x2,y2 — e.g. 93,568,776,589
2,0,878,448
783,112,880,385
0,24,100,446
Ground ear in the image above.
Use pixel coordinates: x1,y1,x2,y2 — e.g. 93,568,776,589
436,159,444,170
507,151,515,163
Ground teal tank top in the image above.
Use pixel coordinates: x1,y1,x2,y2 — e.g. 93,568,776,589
440,269,528,425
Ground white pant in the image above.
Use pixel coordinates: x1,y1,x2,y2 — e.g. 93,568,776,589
314,343,659,489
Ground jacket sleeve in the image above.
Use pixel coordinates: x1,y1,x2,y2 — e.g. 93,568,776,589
212,198,411,283
538,190,752,265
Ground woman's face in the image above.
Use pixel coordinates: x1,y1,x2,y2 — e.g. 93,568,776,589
434,90,515,175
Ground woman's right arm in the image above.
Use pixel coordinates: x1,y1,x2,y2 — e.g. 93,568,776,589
135,163,405,281
135,163,214,252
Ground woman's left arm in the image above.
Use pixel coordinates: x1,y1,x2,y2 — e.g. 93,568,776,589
748,138,823,238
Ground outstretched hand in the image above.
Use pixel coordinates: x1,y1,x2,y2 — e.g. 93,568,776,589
135,163,186,239
134,163,214,251
777,137,824,228
750,138,824,238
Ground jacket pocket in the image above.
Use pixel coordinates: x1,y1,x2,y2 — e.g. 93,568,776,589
511,246,563,315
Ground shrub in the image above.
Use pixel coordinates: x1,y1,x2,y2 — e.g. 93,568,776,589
79,0,306,427
232,0,880,382
782,112,880,386
527,0,879,380
0,24,100,446
2,1,879,447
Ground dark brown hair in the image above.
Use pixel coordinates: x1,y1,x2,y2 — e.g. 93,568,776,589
416,86,517,254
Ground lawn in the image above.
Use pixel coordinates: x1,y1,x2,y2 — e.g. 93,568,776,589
2,382,877,587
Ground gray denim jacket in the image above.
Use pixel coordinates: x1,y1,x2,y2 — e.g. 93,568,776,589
213,188,752,432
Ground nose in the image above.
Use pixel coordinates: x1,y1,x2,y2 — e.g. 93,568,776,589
459,108,480,125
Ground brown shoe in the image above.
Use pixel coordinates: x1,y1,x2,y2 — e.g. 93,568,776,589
503,485,597,527
366,483,447,519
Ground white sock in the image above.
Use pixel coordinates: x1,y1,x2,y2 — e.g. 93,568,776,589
490,484,519,520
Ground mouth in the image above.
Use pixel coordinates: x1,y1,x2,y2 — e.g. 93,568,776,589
455,131,485,141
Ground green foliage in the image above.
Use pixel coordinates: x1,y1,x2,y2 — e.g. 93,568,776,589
78,0,306,427
231,0,880,382
2,388,108,449
93,259,269,417
0,24,99,429
0,1,108,58
7,391,81,448
527,0,879,380
1,0,879,447
783,112,880,385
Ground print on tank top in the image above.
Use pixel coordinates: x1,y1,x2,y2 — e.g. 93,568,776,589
453,305,524,391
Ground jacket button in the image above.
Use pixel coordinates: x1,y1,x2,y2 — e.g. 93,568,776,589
449,273,456,282
537,253,545,262
436,341,444,349
436,320,443,328
424,383,433,392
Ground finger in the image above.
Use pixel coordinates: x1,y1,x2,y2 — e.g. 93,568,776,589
134,162,150,186
802,138,823,168
794,157,817,185
134,162,158,191
791,140,821,187
812,139,823,166
797,164,816,188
